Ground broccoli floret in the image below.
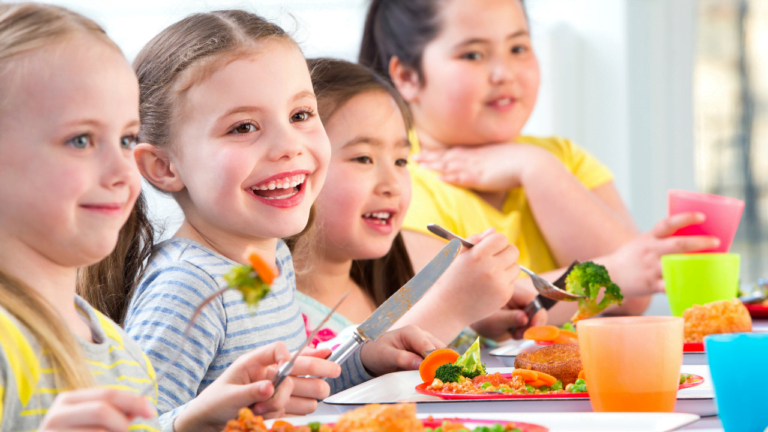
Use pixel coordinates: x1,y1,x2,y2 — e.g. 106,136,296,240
561,322,576,332
434,363,463,383
454,337,487,378
565,261,623,322
223,265,271,307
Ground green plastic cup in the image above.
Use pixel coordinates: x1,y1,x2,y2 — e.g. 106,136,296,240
661,253,740,316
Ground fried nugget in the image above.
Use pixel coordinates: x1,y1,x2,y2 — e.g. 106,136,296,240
683,299,752,343
514,344,582,386
333,403,424,432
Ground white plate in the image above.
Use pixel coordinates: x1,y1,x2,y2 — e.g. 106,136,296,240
490,342,709,366
267,412,700,432
323,366,716,416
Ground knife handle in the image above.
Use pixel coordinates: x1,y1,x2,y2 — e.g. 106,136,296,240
325,330,367,368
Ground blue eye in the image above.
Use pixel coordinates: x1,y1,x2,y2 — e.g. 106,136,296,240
230,123,258,134
120,134,137,149
67,134,91,149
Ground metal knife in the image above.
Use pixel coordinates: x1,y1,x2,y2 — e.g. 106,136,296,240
326,238,462,366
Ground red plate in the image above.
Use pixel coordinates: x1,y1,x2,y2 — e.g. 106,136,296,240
684,342,704,353
421,417,548,432
415,373,705,400
745,304,768,319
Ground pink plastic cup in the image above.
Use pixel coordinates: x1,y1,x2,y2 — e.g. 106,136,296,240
668,190,744,253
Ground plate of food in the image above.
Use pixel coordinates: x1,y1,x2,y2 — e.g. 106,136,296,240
416,337,703,401
222,403,700,432
744,303,768,319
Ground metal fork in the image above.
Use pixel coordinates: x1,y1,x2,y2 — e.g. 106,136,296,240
426,223,583,301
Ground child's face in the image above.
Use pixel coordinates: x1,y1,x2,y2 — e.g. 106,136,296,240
408,0,538,146
0,37,142,267
316,91,411,261
170,41,330,241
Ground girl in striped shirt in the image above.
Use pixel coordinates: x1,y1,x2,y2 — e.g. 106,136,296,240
81,9,444,430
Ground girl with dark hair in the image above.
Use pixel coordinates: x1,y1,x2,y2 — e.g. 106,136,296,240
289,58,545,349
360,0,719,327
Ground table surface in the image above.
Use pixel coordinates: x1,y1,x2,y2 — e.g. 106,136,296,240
312,322,768,432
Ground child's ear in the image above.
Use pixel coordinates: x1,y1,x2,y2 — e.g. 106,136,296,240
389,56,421,103
134,143,184,192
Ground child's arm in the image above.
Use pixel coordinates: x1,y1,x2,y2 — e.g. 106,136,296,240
123,262,227,416
173,342,341,432
394,229,535,344
415,143,637,266
38,389,155,432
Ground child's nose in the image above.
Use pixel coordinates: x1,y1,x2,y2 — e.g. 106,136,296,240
267,125,304,161
102,144,137,189
375,165,402,197
489,60,514,85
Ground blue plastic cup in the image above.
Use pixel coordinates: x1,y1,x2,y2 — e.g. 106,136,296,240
705,333,768,431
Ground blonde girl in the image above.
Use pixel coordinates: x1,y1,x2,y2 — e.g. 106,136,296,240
86,10,442,429
359,0,719,326
0,3,157,431
290,58,545,348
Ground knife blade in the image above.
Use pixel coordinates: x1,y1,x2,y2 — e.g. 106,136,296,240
326,238,463,366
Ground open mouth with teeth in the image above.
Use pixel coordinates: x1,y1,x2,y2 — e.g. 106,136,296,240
362,211,393,225
250,174,306,200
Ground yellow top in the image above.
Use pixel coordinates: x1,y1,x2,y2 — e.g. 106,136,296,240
403,135,614,274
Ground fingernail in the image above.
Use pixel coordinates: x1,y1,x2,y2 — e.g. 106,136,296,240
412,358,422,370
259,381,272,396
483,227,496,235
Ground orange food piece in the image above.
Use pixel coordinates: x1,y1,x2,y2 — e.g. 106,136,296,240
528,379,547,387
248,251,277,285
272,420,294,432
531,370,557,386
419,348,460,383
511,369,538,382
551,330,578,344
523,325,560,342
578,370,586,380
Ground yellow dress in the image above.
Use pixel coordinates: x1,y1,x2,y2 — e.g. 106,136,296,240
403,135,614,274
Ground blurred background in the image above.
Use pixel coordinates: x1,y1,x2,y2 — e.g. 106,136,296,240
37,0,765,315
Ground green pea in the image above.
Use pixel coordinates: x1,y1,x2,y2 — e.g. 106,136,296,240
575,378,586,386
481,382,492,389
308,422,321,432
491,424,505,432
551,380,563,391
525,384,536,393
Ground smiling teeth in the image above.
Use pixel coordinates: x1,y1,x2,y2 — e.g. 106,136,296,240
496,98,512,106
252,174,307,191
363,212,392,224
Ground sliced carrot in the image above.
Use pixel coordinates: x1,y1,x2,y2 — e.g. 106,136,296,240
247,251,277,285
511,369,539,382
527,379,547,388
419,348,460,383
531,371,557,386
551,331,579,345
523,325,560,342
578,370,586,381
272,420,294,432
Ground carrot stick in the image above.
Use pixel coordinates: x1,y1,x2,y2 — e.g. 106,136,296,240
527,380,547,388
419,348,460,383
578,370,586,381
247,251,277,285
531,371,557,386
523,325,560,342
511,369,539,382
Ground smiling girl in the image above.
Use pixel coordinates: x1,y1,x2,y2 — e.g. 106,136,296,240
289,58,544,348
360,0,719,326
85,10,442,430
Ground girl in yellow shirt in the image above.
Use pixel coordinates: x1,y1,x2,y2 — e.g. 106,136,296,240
359,0,718,329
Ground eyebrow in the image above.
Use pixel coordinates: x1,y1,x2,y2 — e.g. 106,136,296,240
217,90,317,120
454,30,530,48
342,136,411,149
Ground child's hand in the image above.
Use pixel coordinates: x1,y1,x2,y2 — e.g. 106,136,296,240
286,347,342,414
470,284,548,340
174,341,340,432
414,143,553,191
39,388,155,432
598,212,720,298
360,325,444,376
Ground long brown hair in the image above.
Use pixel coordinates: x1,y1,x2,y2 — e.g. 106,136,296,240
80,10,294,324
287,58,415,306
0,2,125,390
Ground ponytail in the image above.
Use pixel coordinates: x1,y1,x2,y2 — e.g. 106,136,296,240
78,192,154,324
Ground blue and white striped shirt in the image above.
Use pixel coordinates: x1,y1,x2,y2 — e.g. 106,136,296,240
124,238,371,428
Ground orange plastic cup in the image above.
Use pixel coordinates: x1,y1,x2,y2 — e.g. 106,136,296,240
577,316,684,412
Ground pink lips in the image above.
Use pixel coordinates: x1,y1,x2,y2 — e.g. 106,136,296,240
80,203,124,216
361,208,398,235
247,170,310,209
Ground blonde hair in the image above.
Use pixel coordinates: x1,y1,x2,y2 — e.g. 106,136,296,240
84,10,294,325
0,2,124,390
